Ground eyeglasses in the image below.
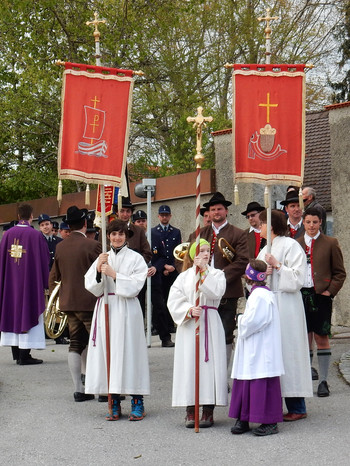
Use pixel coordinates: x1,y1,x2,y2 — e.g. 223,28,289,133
246,212,258,219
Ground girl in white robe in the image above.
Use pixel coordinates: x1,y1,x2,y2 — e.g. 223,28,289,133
167,239,227,428
229,260,284,436
257,209,312,421
84,220,149,421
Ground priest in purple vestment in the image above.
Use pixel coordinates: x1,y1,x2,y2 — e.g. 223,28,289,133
0,203,50,365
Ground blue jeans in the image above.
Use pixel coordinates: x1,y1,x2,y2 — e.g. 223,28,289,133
285,397,306,414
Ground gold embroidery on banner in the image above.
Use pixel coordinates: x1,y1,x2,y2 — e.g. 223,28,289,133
8,238,27,265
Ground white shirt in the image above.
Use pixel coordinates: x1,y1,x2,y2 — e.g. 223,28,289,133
249,226,261,233
287,218,303,230
303,231,321,287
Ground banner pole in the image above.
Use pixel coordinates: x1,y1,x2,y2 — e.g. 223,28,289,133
258,8,279,254
86,11,113,418
187,107,213,433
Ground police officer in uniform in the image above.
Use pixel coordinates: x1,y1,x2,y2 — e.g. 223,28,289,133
151,205,181,333
38,213,62,271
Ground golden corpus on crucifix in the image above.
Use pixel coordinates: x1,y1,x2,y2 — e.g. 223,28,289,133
187,107,213,168
86,11,106,42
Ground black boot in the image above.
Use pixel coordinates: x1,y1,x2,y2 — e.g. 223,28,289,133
231,419,250,434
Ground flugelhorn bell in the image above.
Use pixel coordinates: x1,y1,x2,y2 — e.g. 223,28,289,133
173,242,190,261
44,281,68,339
218,237,235,263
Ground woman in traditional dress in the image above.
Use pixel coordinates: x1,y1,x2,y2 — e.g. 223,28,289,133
84,219,149,421
257,209,313,421
167,239,227,428
229,260,284,436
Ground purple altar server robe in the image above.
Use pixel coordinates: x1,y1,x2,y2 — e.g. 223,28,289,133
0,220,50,333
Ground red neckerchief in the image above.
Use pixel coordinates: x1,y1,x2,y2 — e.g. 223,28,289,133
210,230,217,261
305,238,315,280
289,226,297,238
254,231,261,258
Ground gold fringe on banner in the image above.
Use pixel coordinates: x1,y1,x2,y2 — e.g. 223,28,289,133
57,180,63,207
234,185,239,205
299,187,304,209
264,186,269,208
85,184,90,206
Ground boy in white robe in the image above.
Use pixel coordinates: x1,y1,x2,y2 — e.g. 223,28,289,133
84,220,149,421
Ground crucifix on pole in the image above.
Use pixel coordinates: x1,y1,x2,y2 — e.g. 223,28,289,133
187,106,213,433
258,8,279,65
257,8,279,254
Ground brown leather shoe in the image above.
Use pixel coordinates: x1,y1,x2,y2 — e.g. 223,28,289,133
199,406,214,428
185,406,195,428
283,412,307,422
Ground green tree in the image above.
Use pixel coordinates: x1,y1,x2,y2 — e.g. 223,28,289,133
330,1,350,103
0,0,343,203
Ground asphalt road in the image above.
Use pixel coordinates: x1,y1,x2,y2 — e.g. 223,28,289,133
1,330,350,466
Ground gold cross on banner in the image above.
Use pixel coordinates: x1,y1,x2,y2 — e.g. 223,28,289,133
8,238,27,265
259,92,278,123
187,107,213,168
91,96,100,108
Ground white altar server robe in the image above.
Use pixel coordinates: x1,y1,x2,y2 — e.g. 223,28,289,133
232,286,284,380
258,236,312,398
84,246,149,395
168,266,227,407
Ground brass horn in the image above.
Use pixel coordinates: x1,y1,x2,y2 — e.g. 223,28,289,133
218,237,235,263
173,242,190,261
44,281,68,339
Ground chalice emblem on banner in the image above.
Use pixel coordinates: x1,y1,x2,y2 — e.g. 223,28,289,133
248,92,287,161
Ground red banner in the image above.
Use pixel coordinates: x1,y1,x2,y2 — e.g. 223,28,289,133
58,63,134,185
95,185,115,216
233,64,306,185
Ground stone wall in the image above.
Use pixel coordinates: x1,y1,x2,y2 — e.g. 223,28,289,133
329,105,350,326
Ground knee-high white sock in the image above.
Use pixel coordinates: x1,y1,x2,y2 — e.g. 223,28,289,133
81,347,87,375
68,352,84,393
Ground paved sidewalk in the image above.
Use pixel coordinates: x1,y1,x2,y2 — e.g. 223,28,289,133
1,330,350,466
334,326,350,385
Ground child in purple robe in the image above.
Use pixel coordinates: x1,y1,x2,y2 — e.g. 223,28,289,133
229,259,284,436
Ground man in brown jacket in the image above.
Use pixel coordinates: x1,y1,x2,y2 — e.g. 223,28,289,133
297,208,346,397
49,206,102,402
241,201,266,259
189,192,249,366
